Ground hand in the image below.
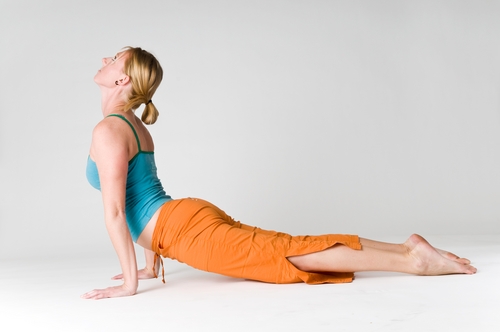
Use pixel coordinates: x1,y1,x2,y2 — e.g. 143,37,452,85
111,267,157,281
81,284,136,300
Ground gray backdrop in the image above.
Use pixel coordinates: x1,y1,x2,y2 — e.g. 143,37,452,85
1,0,500,259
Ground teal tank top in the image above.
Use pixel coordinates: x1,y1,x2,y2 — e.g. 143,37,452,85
86,114,172,242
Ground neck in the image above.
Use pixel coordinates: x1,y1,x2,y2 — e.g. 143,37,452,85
99,87,129,117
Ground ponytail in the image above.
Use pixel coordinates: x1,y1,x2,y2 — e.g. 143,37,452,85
122,47,163,125
142,100,159,125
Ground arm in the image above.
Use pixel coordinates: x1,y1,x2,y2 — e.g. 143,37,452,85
82,120,138,300
111,248,160,280
144,248,161,276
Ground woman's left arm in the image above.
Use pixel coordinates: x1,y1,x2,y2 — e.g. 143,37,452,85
81,120,138,300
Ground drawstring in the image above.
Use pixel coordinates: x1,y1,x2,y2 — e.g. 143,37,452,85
153,253,165,284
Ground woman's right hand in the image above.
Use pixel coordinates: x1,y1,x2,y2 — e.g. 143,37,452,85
112,267,157,280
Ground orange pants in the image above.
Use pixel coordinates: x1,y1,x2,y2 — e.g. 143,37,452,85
151,198,361,284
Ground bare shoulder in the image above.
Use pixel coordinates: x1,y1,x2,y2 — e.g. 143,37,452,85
92,117,126,140
90,118,130,161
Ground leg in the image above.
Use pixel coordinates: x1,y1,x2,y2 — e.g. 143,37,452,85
360,237,471,265
288,234,476,276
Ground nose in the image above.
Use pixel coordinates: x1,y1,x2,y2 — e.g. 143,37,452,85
102,57,110,66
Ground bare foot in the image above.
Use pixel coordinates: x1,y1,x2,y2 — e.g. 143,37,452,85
403,234,477,276
435,248,471,265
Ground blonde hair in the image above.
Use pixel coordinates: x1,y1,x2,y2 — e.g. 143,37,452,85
122,47,163,125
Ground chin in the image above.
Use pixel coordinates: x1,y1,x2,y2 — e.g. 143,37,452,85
94,74,103,85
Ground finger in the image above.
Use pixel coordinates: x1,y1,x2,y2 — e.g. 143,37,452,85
93,292,106,300
111,274,124,280
81,290,98,299
81,290,107,300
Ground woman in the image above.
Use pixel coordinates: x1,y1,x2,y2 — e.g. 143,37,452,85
82,47,476,300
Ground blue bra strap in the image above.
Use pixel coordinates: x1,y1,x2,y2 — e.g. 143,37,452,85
107,114,142,152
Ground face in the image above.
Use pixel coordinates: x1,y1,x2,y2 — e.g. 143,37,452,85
94,51,129,88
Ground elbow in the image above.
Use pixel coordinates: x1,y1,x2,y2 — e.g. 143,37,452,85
104,208,127,223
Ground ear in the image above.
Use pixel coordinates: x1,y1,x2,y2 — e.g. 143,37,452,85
116,75,130,86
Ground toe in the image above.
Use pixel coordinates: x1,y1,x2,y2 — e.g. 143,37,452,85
457,257,471,265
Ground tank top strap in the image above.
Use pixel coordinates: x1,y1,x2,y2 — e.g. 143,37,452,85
107,114,142,152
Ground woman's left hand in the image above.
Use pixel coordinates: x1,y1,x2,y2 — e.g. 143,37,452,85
111,267,157,280
81,284,136,300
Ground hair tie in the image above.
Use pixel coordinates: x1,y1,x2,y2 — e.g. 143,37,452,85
146,100,152,105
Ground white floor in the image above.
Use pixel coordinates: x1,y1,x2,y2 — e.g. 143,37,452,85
1,235,499,332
